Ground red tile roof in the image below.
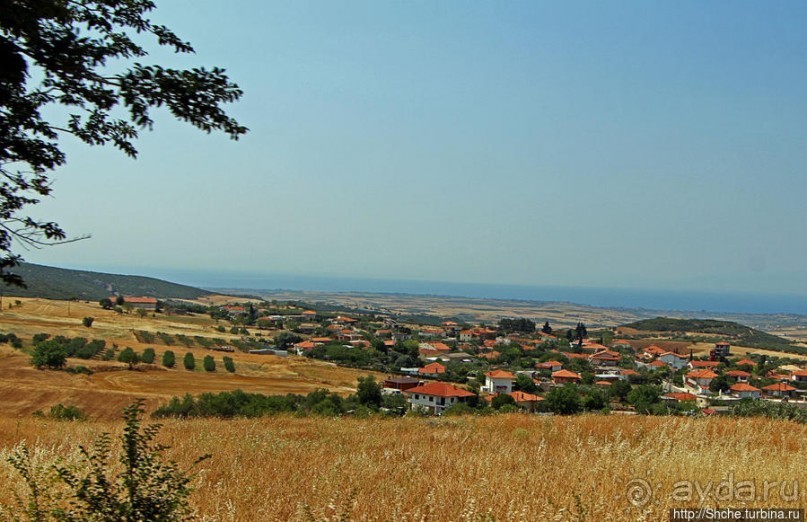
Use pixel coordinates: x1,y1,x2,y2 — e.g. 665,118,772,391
590,349,621,360
405,382,475,398
485,369,515,379
726,370,751,378
509,391,543,402
125,296,158,304
762,383,796,392
620,369,640,376
418,362,447,375
665,392,697,402
687,369,718,379
730,383,760,392
552,369,582,380
690,361,720,368
536,360,563,369
735,359,757,367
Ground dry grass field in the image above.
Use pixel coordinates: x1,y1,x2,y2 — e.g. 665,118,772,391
0,298,383,420
0,414,804,521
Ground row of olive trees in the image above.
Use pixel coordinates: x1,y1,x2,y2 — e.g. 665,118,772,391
122,349,236,373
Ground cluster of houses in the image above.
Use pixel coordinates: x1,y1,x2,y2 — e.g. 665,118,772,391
217,305,807,416
395,327,807,414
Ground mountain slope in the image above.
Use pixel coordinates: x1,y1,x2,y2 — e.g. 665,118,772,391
621,316,799,352
1,263,211,300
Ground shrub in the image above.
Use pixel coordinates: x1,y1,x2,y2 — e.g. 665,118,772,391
491,393,517,410
31,341,68,370
203,355,216,372
49,403,86,421
141,347,156,364
82,316,94,327
2,332,23,349
223,356,235,373
118,347,140,370
32,333,50,344
162,350,176,368
183,352,195,370
545,385,582,415
356,375,382,409
66,366,93,375
7,400,208,521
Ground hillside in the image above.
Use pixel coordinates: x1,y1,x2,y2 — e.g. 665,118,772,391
0,298,382,419
621,316,800,353
1,263,211,300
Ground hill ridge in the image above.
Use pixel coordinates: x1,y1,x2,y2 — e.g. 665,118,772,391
1,263,211,301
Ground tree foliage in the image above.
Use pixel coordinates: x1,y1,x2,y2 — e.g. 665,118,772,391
118,347,139,370
31,340,67,369
7,399,208,521
182,352,194,371
356,375,382,409
0,0,247,285
497,318,535,334
161,350,175,368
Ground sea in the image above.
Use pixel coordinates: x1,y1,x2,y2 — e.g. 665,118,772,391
144,269,807,316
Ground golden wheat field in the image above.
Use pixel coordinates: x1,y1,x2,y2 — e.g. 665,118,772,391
0,414,804,521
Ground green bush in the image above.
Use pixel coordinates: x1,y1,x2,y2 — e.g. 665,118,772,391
1,332,23,349
183,352,195,370
82,316,94,327
66,366,93,375
31,341,68,370
48,403,86,421
141,347,156,364
223,356,235,373
162,350,176,368
118,347,139,369
203,355,215,372
7,400,208,521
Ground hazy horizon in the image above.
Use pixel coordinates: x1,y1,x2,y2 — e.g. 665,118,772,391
30,261,807,315
22,1,807,299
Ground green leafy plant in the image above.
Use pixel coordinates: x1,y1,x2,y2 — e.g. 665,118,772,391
6,400,209,521
182,353,195,371
162,351,176,369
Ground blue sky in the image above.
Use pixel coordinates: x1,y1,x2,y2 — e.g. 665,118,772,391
25,1,807,297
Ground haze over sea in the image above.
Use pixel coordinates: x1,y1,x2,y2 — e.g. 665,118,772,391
140,268,806,316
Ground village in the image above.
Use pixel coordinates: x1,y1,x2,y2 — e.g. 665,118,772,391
215,302,807,417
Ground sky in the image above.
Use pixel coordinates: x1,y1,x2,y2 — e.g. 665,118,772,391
23,1,807,298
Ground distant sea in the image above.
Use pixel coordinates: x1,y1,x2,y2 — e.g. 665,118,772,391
141,269,807,316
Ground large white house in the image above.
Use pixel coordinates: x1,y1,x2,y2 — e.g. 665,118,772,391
483,369,515,394
403,382,475,415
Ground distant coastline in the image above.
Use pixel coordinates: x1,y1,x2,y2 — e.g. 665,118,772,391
141,269,807,316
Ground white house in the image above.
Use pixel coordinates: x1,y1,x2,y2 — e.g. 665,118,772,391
403,382,475,415
483,369,515,394
658,352,688,371
730,383,761,400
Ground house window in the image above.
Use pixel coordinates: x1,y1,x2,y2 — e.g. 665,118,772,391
428,396,433,402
